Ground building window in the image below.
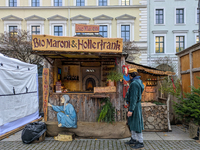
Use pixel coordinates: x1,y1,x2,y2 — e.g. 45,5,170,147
76,0,85,6
155,36,164,53
9,26,17,36
9,0,17,7
197,8,199,23
121,25,130,42
196,35,199,43
54,26,63,36
32,0,40,7
99,0,107,6
121,0,129,6
99,25,107,37
54,0,62,6
156,9,164,24
176,9,184,24
176,36,184,52
31,26,40,35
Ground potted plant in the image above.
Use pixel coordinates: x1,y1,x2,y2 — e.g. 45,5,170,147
107,69,123,86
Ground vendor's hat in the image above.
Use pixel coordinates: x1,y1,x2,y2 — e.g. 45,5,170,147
128,68,138,73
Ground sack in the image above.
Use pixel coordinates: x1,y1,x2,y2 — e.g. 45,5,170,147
21,122,46,144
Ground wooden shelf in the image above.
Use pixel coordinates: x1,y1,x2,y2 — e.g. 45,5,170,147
64,80,79,82
145,80,157,81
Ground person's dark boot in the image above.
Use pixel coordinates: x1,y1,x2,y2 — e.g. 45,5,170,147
130,141,144,149
124,137,137,145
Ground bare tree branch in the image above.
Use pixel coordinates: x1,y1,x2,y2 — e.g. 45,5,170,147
0,29,43,66
154,56,177,72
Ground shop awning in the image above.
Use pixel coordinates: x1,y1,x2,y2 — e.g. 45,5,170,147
126,61,175,76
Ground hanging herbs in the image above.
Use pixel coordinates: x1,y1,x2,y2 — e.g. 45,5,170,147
97,97,115,123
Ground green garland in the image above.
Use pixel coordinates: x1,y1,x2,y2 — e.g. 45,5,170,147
97,98,115,123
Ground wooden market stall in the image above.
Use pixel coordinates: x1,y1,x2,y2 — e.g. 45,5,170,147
176,42,200,94
31,31,133,138
126,61,175,132
126,61,175,102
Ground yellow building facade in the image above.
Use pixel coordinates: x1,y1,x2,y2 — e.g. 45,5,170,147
0,0,147,64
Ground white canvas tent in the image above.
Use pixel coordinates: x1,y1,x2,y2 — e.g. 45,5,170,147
0,54,39,135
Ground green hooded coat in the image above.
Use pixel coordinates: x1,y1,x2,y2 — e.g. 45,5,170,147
125,77,144,133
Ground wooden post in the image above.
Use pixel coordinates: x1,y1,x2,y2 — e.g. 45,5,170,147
43,68,49,122
189,52,193,89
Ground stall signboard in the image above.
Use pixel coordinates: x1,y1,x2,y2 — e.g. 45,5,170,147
32,35,123,53
94,86,116,93
75,24,99,33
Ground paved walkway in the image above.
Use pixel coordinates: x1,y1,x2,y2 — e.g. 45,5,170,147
0,125,200,150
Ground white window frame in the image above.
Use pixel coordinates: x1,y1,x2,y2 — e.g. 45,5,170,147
118,0,132,5
27,21,44,36
154,8,165,25
4,21,21,32
196,7,199,25
173,33,187,53
49,21,67,36
153,34,166,54
6,0,20,7
71,20,89,36
74,0,87,6
175,7,186,25
29,0,42,7
117,20,134,41
94,20,111,38
51,0,64,6
96,0,109,6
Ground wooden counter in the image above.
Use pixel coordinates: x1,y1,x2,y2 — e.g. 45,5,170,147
48,92,125,122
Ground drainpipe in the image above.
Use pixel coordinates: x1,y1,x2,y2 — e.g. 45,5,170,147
148,0,151,66
68,0,70,36
198,0,200,42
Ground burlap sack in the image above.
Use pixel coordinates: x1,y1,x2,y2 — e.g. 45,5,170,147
46,121,131,139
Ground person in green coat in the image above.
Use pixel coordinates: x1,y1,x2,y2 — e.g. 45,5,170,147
125,70,144,149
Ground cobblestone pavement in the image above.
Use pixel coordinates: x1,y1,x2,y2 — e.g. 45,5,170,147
0,140,200,150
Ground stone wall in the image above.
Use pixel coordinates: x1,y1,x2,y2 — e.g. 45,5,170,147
142,105,168,131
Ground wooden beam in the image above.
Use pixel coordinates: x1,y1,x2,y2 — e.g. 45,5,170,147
181,69,190,74
43,56,54,66
0,117,43,141
192,67,200,72
90,94,109,98
189,52,193,88
31,51,125,57
61,58,115,62
178,56,181,79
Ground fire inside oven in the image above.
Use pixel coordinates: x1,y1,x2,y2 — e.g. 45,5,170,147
86,78,96,91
